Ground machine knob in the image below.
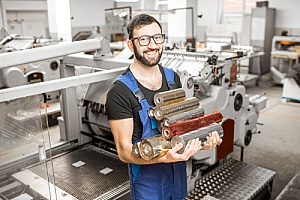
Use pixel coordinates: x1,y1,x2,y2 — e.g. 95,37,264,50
50,61,59,70
234,93,243,111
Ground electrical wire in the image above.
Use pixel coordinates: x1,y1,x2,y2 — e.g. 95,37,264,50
38,101,58,200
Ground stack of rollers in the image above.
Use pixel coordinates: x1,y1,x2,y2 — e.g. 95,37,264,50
133,88,224,160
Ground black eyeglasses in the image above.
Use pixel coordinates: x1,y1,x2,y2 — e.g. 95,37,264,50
130,34,165,46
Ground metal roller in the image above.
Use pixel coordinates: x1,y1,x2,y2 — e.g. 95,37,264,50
162,110,223,139
153,97,200,121
171,123,224,154
132,142,141,158
138,135,172,160
163,107,205,127
148,107,155,118
153,88,186,107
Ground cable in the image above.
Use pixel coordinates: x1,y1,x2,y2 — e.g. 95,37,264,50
38,102,58,200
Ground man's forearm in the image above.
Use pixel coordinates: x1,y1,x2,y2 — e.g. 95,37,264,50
117,144,166,165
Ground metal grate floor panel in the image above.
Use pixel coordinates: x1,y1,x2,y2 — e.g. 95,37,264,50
28,145,129,200
186,158,276,200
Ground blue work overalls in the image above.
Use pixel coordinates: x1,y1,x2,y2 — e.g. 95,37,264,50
116,67,187,200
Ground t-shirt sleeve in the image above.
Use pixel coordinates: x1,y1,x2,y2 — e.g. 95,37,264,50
105,81,134,120
174,71,182,89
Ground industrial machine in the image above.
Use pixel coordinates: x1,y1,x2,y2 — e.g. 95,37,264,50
0,58,61,105
0,27,59,52
0,28,66,132
158,50,273,198
270,36,300,84
0,38,275,200
270,36,300,102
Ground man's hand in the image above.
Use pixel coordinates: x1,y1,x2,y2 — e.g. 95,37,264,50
161,138,202,163
202,131,223,150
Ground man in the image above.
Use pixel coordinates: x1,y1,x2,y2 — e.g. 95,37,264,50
106,13,222,200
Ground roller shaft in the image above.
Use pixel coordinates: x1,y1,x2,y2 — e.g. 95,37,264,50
153,97,200,121
162,110,223,139
138,135,172,160
171,123,224,154
154,88,186,106
163,107,205,127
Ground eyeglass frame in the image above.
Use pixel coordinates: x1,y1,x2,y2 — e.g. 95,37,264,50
130,33,166,46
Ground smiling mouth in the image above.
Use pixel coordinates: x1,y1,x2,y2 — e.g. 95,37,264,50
144,49,159,56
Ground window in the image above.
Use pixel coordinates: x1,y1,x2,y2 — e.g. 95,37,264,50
245,0,259,13
223,0,261,14
221,0,261,45
223,0,243,13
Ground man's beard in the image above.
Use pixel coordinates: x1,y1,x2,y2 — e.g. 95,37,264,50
133,43,163,67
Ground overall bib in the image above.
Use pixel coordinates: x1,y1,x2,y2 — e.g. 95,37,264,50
116,67,187,200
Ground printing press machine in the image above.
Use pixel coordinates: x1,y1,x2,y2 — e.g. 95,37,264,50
0,37,275,200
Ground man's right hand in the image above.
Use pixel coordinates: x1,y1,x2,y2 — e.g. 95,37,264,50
160,138,202,163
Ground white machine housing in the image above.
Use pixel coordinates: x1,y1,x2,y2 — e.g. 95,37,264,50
160,51,267,164
0,59,61,103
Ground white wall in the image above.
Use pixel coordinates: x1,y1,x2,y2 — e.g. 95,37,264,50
197,0,220,27
0,1,4,28
168,0,188,40
196,0,221,41
47,0,72,41
69,0,113,27
167,0,198,46
1,1,48,37
269,0,300,29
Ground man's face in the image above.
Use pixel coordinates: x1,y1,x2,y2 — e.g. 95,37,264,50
130,23,163,67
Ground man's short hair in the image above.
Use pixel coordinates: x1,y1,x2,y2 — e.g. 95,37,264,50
127,13,162,39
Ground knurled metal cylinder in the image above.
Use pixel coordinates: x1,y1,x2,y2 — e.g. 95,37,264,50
171,123,224,154
154,88,186,107
163,107,205,127
162,110,223,139
138,135,172,160
153,97,200,121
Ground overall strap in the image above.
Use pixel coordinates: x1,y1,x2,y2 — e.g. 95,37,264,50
116,71,145,102
162,67,175,90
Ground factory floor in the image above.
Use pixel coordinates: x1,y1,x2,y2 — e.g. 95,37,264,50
230,71,300,200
